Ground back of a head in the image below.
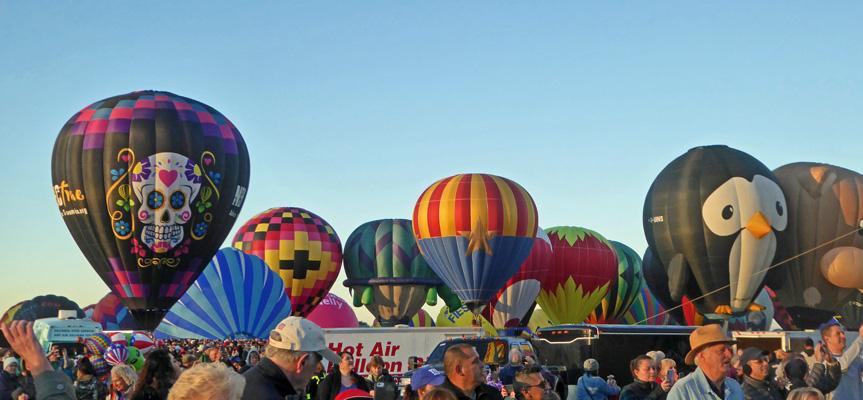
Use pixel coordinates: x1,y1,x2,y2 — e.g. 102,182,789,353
167,362,245,400
422,387,458,400
443,343,473,375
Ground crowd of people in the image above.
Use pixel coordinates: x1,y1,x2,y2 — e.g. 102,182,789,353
1,317,862,400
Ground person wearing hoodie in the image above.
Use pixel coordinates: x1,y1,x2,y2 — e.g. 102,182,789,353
73,358,107,400
499,349,525,386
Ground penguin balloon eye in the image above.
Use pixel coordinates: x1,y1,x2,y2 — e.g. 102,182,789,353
775,201,784,217
722,205,734,220
858,219,863,235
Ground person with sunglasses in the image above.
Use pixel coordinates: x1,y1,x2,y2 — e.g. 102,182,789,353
739,348,783,400
512,366,552,400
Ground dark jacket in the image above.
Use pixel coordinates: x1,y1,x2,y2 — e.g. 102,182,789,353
786,361,841,394
241,357,298,400
367,369,395,386
499,364,524,385
740,375,784,400
619,379,667,400
440,377,505,400
74,374,108,400
0,370,20,400
318,370,372,400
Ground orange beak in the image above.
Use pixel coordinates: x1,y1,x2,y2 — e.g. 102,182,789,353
746,211,771,239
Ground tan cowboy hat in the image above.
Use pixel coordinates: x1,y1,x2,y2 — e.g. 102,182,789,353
685,324,737,365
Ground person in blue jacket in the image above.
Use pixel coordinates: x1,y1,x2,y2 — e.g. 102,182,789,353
576,358,620,400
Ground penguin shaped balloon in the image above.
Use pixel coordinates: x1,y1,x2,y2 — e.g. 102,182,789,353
643,145,787,317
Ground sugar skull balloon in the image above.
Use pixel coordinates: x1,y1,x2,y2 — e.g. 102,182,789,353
50,91,251,330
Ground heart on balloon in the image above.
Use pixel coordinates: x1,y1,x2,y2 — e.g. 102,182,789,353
204,157,212,165
158,170,178,187
122,155,130,162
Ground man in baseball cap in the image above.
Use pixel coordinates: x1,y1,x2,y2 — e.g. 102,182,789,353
667,324,743,399
241,316,341,400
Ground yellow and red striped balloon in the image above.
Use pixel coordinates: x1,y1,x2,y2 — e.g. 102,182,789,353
413,174,538,312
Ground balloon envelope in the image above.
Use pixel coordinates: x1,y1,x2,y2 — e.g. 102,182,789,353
483,227,552,328
537,227,618,325
14,295,84,321
305,293,358,328
233,207,342,318
436,304,497,336
765,162,863,328
585,241,644,324
643,145,787,316
51,91,251,330
413,174,538,312
621,287,672,326
92,293,140,331
343,219,444,326
156,248,292,339
1,301,27,326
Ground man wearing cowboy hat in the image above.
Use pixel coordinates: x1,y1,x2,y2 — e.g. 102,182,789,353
667,325,744,400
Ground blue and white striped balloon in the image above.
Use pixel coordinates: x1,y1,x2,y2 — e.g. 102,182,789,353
155,248,292,339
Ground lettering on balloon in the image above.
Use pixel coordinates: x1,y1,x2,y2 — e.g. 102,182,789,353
232,185,247,208
54,180,86,207
647,216,664,223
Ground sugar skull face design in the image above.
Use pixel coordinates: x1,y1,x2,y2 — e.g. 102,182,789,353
131,153,202,253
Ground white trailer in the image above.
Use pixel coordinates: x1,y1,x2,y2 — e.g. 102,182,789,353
732,330,861,354
323,325,485,377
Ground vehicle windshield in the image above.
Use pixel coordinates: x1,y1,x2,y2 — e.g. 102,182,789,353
426,340,509,365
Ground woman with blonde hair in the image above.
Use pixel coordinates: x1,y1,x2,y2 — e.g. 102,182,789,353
167,362,245,400
786,387,824,400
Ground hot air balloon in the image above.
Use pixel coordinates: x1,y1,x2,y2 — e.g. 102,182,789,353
764,162,863,328
621,287,672,326
482,227,552,329
585,241,644,324
92,293,139,330
155,248,292,339
233,207,342,317
373,309,436,327
643,145,787,317
436,304,497,336
726,288,774,331
412,174,538,313
537,227,618,325
305,293,359,328
343,219,458,326
51,91,251,330
14,295,85,321
1,301,27,327
528,308,554,331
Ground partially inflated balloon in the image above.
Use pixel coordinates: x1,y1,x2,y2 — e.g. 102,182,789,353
413,174,538,312
1,301,26,326
126,346,143,371
233,207,342,317
51,91,251,330
131,333,155,355
621,287,671,326
644,145,787,316
537,227,618,325
528,308,553,331
14,295,84,321
765,162,863,328
483,227,552,328
156,248,292,339
585,241,644,324
436,305,497,336
105,343,129,366
305,293,358,328
92,293,139,331
343,219,452,326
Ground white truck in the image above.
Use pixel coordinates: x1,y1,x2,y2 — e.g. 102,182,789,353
32,310,103,353
323,325,485,377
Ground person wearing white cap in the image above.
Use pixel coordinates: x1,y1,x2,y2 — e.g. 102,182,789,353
576,358,619,400
1,357,21,400
667,324,743,400
240,316,342,400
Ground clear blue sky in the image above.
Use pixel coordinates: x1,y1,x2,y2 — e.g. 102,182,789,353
2,2,862,324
